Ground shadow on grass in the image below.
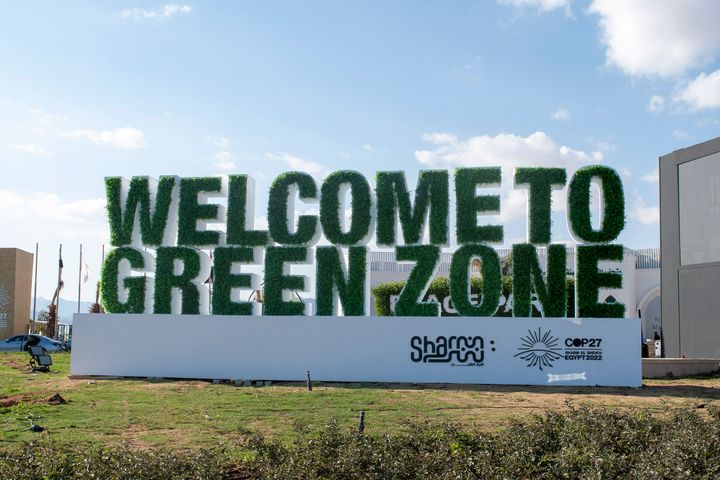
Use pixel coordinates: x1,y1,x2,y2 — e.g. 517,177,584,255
58,366,720,402
260,379,720,400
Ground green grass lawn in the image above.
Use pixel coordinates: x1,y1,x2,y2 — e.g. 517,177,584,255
2,351,720,455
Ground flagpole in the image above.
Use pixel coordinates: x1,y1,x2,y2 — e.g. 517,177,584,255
54,244,63,339
32,243,38,329
77,244,83,314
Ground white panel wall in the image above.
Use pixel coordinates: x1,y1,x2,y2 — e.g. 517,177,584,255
71,314,641,387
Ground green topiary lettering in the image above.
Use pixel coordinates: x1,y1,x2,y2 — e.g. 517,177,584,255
514,168,567,245
376,171,448,246
394,245,441,316
568,166,625,244
268,172,319,246
511,243,567,317
315,246,368,315
211,246,260,315
455,168,503,244
106,176,176,247
320,171,372,246
263,246,309,315
449,244,501,316
576,244,624,317
100,247,148,313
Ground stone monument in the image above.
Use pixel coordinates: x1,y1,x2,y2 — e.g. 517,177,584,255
0,248,34,338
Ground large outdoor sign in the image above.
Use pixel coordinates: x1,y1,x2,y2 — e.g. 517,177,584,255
71,165,639,386
98,166,626,319
71,315,640,387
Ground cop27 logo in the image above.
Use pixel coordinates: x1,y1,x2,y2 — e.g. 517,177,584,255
410,335,489,364
0,287,9,310
514,328,562,371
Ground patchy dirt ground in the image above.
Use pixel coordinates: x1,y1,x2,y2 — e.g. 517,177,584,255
2,352,720,451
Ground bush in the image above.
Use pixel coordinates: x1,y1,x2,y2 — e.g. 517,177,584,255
248,406,720,479
0,442,236,480
371,275,575,317
3,406,720,479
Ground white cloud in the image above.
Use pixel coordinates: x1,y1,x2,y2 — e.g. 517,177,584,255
0,190,105,226
461,56,483,70
647,95,666,113
422,132,458,145
29,108,69,123
499,0,572,14
630,194,660,225
674,69,720,110
362,144,374,152
212,151,238,172
415,131,602,223
63,127,145,149
216,137,231,148
0,190,110,302
415,131,601,171
498,189,529,221
551,108,571,120
642,168,659,184
213,151,232,161
589,0,720,77
21,107,71,134
265,152,326,175
120,4,193,20
672,129,689,140
697,116,719,127
593,140,616,152
7,144,53,156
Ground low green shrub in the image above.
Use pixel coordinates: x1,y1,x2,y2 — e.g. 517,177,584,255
0,442,236,480
3,406,719,479
248,405,720,480
371,275,575,317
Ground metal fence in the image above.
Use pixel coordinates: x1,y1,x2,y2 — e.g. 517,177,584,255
633,248,661,269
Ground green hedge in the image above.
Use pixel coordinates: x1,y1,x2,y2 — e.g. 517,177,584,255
177,176,223,247
248,406,720,479
106,176,176,247
512,243,567,317
514,167,566,244
315,246,367,315
394,245,441,316
449,243,501,316
376,170,449,246
320,171,372,246
263,246,308,315
372,275,575,317
226,175,269,247
4,407,720,479
568,165,625,243
576,244,624,318
455,167,503,244
268,172,319,245
211,246,258,315
100,247,147,313
153,246,206,314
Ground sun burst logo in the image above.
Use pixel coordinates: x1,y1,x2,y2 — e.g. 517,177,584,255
0,287,9,310
514,327,562,371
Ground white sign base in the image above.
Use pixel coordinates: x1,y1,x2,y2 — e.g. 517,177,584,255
71,314,641,387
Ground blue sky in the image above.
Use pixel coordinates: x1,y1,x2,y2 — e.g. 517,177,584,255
2,0,720,302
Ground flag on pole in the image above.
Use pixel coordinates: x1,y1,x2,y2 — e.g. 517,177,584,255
82,260,90,284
